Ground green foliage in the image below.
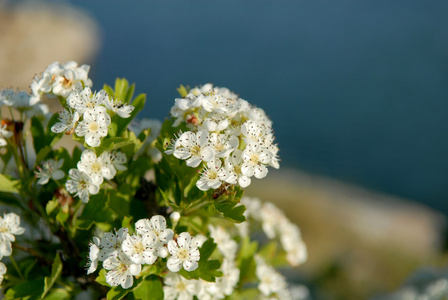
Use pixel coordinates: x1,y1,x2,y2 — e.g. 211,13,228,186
42,253,63,298
0,174,19,194
132,275,163,300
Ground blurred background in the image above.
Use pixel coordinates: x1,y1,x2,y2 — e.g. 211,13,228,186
1,0,448,299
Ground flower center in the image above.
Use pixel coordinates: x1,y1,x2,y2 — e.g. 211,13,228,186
178,248,189,260
91,162,102,173
250,154,259,165
88,122,99,133
190,145,201,157
134,241,145,254
118,263,128,273
0,226,9,233
78,179,87,189
176,281,186,291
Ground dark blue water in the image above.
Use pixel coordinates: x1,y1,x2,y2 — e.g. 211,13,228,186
61,0,448,212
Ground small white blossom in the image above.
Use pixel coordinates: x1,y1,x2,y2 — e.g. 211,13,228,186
121,232,158,265
34,159,65,185
103,253,141,289
75,109,111,147
255,256,289,297
170,212,181,223
135,215,174,258
68,88,108,115
163,273,200,300
51,108,80,134
0,124,13,148
208,225,238,260
77,150,116,185
65,169,99,203
0,262,6,285
100,227,129,260
196,159,227,191
0,213,25,260
171,130,215,168
167,232,200,272
241,143,272,179
110,151,128,172
86,236,101,275
105,97,135,118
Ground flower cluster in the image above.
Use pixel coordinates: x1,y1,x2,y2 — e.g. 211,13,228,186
65,149,127,203
0,89,50,121
165,83,279,191
87,215,200,289
0,213,25,285
240,197,307,267
30,61,93,104
52,87,134,147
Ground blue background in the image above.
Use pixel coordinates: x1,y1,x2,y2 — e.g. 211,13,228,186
62,0,448,213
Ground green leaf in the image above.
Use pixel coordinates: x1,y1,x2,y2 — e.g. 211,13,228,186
94,137,133,156
4,278,45,300
42,252,63,298
42,288,70,300
95,269,109,287
176,85,189,97
132,275,163,300
76,192,114,230
31,116,45,154
0,173,19,193
214,202,246,223
107,286,129,300
34,146,52,166
45,200,59,218
237,237,258,285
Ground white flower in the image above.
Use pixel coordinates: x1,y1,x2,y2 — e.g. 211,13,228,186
208,133,238,158
0,213,25,260
167,232,200,272
135,215,174,258
65,169,99,203
208,225,238,260
255,256,288,297
163,273,200,300
32,61,92,99
100,227,129,260
110,151,128,172
103,253,141,289
86,236,101,275
0,124,13,147
241,143,272,179
75,109,111,147
105,97,135,118
0,262,6,285
121,232,158,265
172,130,215,168
0,213,25,243
196,159,227,191
204,259,240,298
34,159,65,185
280,222,307,267
224,149,251,188
68,88,108,115
51,108,80,134
77,150,116,185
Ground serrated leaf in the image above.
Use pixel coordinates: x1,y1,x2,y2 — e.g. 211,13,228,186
0,173,19,194
42,253,63,298
214,202,246,223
